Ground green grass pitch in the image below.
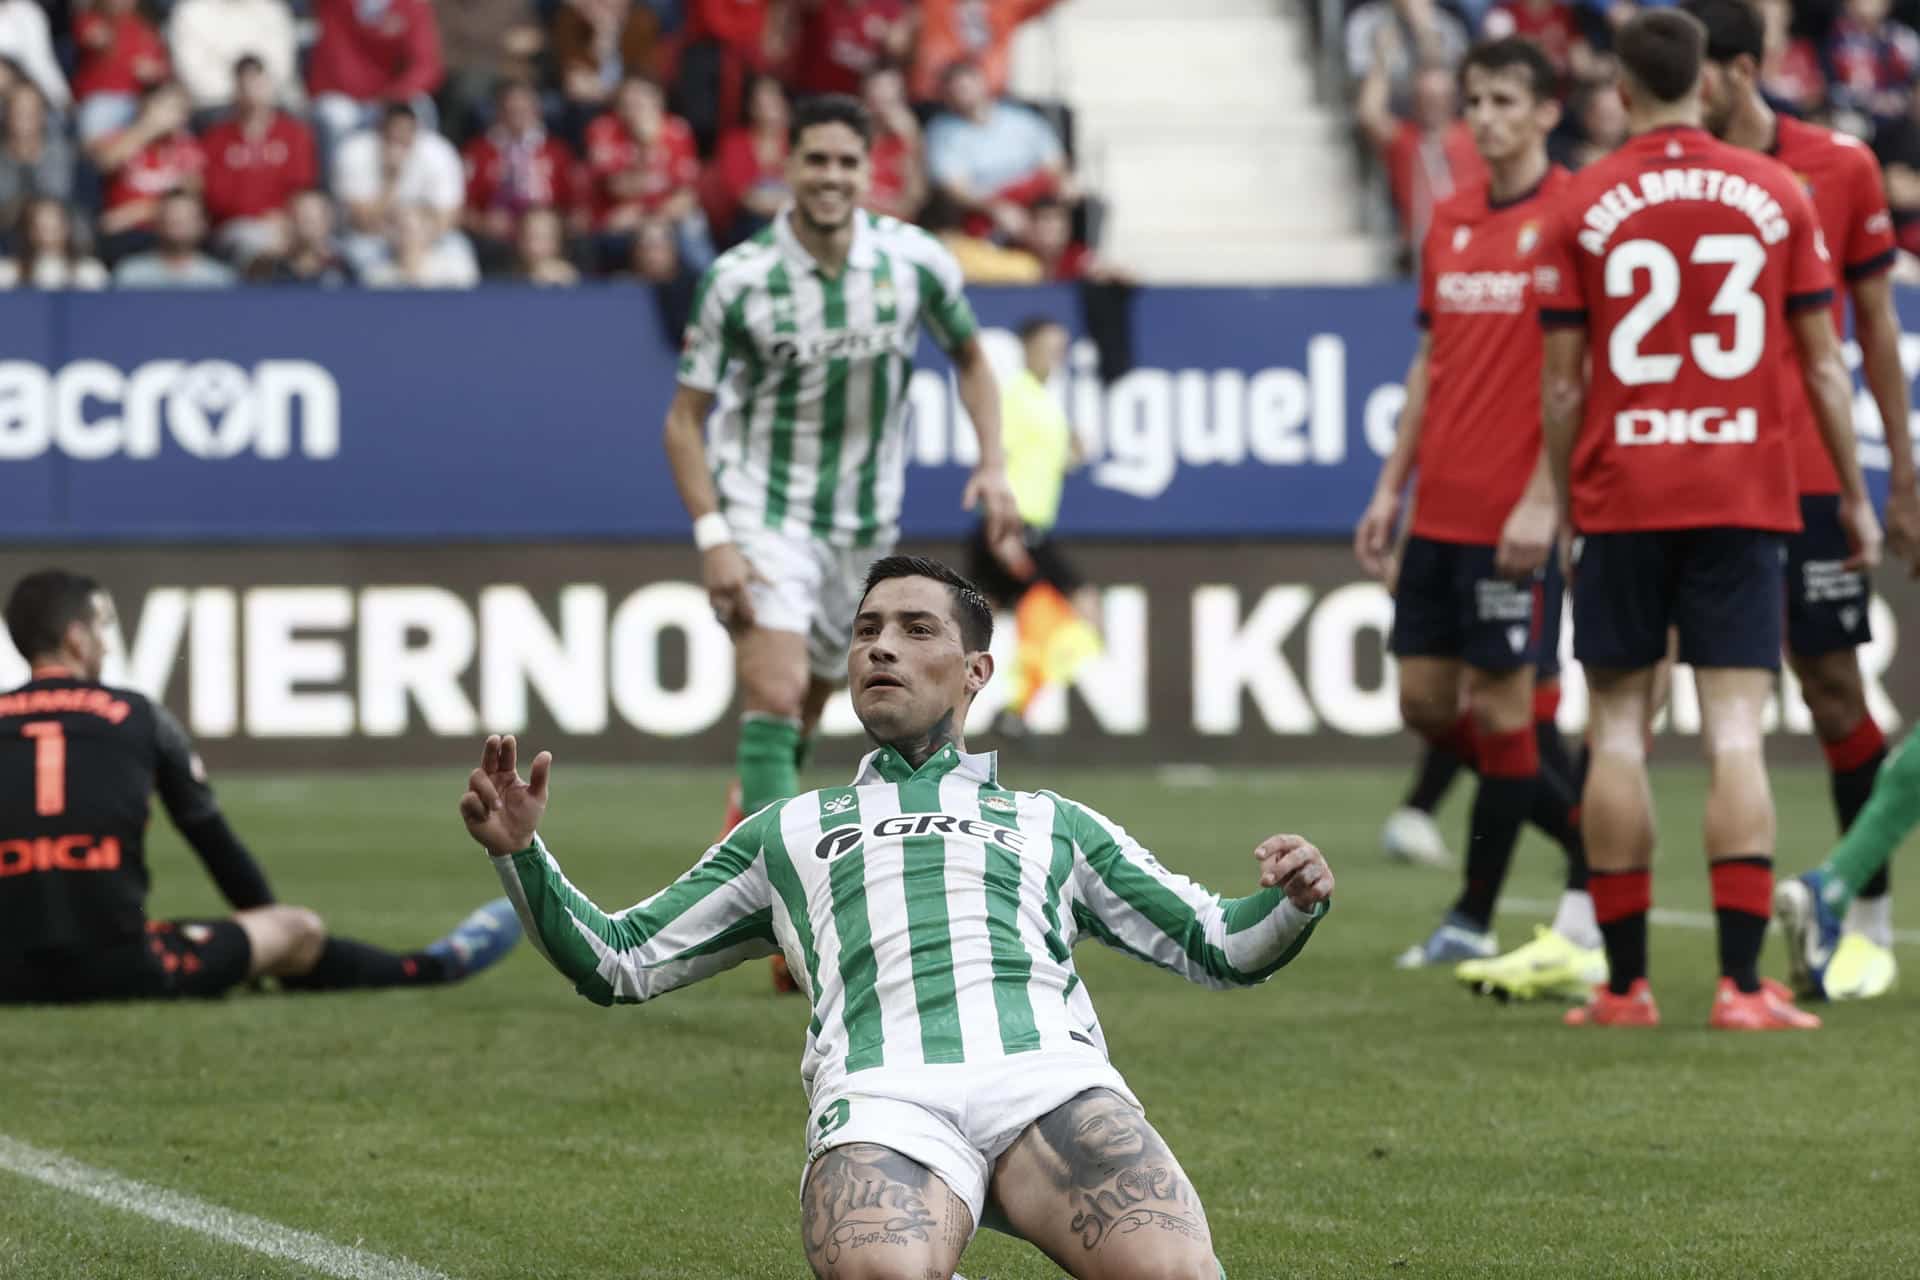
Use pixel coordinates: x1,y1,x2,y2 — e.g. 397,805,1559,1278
3,760,1918,1279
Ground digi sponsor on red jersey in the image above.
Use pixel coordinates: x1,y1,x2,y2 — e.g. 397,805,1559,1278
1412,167,1573,545
1769,115,1898,496
1534,126,1833,534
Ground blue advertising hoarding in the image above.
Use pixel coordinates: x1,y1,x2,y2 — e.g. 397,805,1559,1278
0,284,1911,541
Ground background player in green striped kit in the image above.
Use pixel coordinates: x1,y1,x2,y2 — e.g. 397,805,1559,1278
663,94,1020,999
458,556,1334,1280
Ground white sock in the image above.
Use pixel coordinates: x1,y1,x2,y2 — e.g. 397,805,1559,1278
1845,895,1894,949
1553,889,1601,950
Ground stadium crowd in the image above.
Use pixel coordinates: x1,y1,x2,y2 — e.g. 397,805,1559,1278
1350,0,1920,268
0,0,1097,292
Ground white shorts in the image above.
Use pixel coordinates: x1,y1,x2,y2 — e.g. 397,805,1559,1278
799,1048,1141,1232
734,521,895,681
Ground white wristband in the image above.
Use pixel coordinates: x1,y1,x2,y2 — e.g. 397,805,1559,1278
693,512,734,551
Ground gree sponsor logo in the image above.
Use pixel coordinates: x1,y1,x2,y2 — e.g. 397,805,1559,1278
0,834,122,877
0,359,339,461
1613,407,1758,446
812,814,1028,861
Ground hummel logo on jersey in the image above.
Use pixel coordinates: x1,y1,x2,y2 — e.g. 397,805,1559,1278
813,814,1029,861
1508,625,1527,654
823,793,855,815
1614,407,1758,446
1841,606,1863,632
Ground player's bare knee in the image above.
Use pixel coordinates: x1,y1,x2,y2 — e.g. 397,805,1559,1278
1465,671,1532,736
1094,1240,1218,1280
1399,688,1454,739
1791,653,1868,742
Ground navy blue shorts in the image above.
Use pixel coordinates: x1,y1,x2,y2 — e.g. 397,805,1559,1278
1571,528,1785,671
1785,494,1872,658
1391,536,1562,673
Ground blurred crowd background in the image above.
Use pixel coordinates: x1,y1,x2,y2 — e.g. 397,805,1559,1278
1337,0,1920,273
0,0,1112,308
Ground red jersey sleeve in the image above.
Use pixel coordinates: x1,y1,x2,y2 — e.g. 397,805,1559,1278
1533,200,1586,328
1782,178,1836,314
1843,147,1898,282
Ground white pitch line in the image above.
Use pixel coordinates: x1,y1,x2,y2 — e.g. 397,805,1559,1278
1504,897,1920,946
0,1134,456,1280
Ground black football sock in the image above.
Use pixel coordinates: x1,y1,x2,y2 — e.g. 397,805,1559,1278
1590,869,1651,995
1405,743,1465,815
1450,729,1538,931
279,937,451,991
1710,857,1773,995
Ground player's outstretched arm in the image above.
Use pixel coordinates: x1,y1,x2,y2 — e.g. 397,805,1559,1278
1791,307,1883,571
1356,337,1430,581
155,703,276,910
459,735,778,1006
1059,797,1332,990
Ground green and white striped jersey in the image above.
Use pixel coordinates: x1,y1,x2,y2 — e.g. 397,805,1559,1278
494,745,1329,1103
676,208,979,549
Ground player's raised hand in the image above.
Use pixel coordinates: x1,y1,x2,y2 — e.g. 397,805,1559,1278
1354,491,1399,581
964,463,1022,548
1253,834,1334,911
1840,493,1884,572
459,734,552,857
1883,485,1920,578
702,543,761,633
1495,494,1555,580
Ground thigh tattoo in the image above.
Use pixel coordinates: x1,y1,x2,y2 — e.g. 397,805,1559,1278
801,1143,961,1271
1032,1089,1209,1253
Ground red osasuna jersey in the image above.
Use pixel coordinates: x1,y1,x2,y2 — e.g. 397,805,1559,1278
1412,166,1572,544
1771,114,1897,495
1534,125,1834,533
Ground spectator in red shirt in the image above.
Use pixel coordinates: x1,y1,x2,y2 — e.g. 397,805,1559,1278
201,55,317,265
94,81,206,251
308,0,446,166
794,0,909,97
861,62,924,221
1026,196,1089,280
463,77,585,271
1356,34,1484,253
73,0,172,144
585,75,714,271
911,0,1057,105
710,74,790,245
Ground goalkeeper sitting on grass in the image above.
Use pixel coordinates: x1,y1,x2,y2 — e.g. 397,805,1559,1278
458,555,1334,1280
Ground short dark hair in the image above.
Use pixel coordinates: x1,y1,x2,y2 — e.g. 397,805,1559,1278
1616,8,1706,104
860,556,993,652
940,57,983,94
234,53,265,77
381,100,417,127
6,569,101,661
1459,36,1560,103
1678,0,1764,65
790,93,872,149
1018,314,1066,343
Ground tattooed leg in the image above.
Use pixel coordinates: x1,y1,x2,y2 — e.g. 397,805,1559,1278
989,1089,1218,1280
800,1142,972,1280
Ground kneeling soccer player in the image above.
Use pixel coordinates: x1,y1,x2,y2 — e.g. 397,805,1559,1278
460,556,1334,1280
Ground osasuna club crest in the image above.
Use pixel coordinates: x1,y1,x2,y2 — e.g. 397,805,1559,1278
813,815,1028,861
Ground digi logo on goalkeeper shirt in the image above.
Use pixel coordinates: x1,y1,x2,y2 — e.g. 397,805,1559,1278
813,815,1028,861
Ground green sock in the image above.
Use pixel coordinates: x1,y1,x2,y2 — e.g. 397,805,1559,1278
794,731,814,775
1821,721,1920,914
738,714,802,814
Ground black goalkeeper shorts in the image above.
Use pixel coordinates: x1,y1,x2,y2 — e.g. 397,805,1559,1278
0,918,252,1004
